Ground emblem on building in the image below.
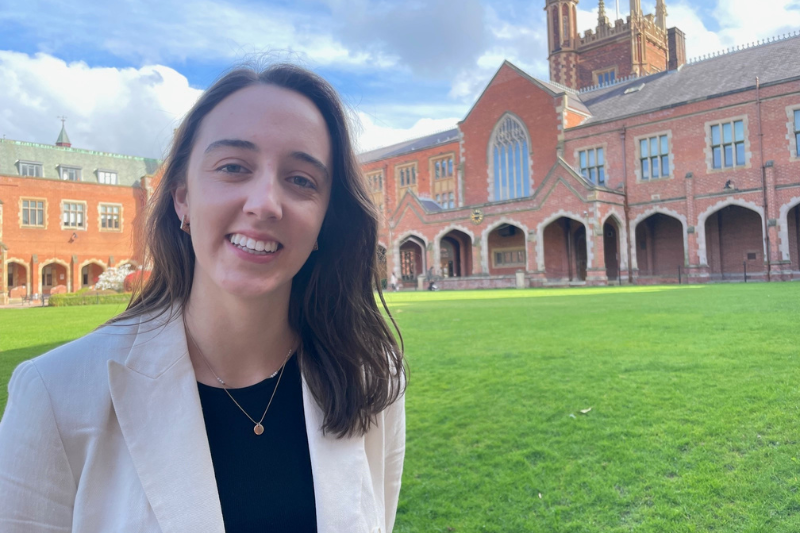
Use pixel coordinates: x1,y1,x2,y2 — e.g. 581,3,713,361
470,208,484,225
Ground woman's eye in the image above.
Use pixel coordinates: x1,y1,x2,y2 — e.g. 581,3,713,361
290,175,316,189
216,164,247,174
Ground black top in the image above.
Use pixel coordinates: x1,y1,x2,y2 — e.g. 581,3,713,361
197,354,317,533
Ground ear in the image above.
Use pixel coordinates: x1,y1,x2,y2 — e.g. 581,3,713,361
172,180,189,221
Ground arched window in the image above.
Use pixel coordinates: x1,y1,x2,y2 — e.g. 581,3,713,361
490,115,531,201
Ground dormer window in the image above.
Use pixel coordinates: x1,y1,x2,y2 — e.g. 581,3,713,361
97,170,118,185
58,165,81,181
18,161,43,177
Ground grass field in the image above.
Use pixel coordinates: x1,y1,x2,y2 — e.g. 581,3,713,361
1,284,799,531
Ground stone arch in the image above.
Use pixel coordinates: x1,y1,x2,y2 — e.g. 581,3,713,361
434,224,476,278
394,230,429,279
434,224,476,274
629,207,688,270
778,196,800,262
486,112,534,202
600,209,629,271
696,198,765,266
78,259,108,288
117,258,140,269
481,217,531,273
5,257,31,297
535,210,593,271
38,258,71,293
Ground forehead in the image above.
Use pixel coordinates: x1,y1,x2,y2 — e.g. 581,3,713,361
196,84,331,162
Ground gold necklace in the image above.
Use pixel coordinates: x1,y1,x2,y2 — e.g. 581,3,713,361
184,320,294,436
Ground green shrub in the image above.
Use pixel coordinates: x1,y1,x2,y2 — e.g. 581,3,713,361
49,293,131,307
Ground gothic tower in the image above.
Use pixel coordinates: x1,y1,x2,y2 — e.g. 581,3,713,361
544,0,683,90
545,0,580,88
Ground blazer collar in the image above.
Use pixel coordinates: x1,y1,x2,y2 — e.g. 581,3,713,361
108,309,377,533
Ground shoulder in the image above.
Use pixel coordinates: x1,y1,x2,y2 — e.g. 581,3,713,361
9,315,142,413
27,315,141,382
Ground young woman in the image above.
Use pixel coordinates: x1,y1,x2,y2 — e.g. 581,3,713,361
0,64,406,533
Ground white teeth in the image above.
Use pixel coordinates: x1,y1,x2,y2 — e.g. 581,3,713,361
229,233,279,254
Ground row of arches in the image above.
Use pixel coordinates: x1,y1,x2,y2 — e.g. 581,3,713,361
386,201,800,285
5,259,139,298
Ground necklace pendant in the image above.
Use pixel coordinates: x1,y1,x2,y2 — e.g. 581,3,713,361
254,423,264,436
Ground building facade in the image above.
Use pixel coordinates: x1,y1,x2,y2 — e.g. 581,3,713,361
0,124,159,303
362,0,800,289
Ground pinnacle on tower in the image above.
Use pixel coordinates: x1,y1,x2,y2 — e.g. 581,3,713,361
656,0,668,31
56,116,71,148
630,0,642,19
598,0,610,26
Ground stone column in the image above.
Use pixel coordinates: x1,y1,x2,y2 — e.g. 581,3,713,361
71,255,79,293
586,222,608,285
31,255,39,296
684,172,703,282
764,161,787,279
472,239,483,275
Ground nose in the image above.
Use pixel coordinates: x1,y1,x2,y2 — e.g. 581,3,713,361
243,167,282,221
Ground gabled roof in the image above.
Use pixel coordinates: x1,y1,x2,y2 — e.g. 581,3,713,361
459,60,582,124
578,33,800,126
358,128,459,164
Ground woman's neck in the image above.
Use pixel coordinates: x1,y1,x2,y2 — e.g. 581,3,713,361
183,271,297,388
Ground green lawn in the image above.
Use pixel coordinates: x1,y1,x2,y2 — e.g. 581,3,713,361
1,285,799,531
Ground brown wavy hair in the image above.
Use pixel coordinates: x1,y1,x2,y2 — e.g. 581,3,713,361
109,64,405,438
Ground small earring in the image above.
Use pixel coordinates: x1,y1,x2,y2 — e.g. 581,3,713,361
313,240,319,251
180,214,191,235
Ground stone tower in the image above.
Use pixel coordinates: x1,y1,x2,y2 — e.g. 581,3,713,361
545,0,581,88
545,0,686,90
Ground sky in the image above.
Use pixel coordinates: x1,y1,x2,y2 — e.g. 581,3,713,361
0,0,799,159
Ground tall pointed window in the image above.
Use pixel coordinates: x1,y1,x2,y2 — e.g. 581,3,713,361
490,115,531,202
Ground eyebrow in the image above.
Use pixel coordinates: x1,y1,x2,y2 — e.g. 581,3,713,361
290,151,330,180
204,139,259,154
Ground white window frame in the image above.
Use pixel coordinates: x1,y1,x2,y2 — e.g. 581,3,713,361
633,131,674,182
99,202,123,232
20,197,47,228
97,169,118,185
575,145,607,185
705,115,751,172
58,165,82,181
60,200,87,230
17,160,43,177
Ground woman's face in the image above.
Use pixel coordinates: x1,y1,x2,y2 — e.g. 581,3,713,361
175,84,332,300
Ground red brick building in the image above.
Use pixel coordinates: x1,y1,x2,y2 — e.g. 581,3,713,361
362,1,800,289
0,125,159,303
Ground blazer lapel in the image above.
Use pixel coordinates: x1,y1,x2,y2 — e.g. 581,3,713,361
302,378,378,533
108,311,225,533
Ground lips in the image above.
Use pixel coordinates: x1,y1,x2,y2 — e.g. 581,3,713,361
228,233,282,255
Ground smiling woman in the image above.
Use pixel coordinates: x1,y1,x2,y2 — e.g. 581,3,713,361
0,64,406,533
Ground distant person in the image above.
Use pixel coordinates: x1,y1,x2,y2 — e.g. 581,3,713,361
391,271,398,291
0,64,406,533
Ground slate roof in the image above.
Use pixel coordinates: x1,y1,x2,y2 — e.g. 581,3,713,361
578,33,800,126
358,128,459,164
0,139,162,187
358,34,800,159
417,196,443,213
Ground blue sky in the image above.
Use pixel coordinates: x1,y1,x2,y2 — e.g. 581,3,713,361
0,0,798,158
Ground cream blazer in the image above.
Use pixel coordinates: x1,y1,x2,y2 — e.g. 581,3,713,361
0,310,405,533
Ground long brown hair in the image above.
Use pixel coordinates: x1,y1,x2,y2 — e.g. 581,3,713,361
110,64,405,438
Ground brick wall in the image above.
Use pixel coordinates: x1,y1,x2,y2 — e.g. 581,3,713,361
0,174,146,297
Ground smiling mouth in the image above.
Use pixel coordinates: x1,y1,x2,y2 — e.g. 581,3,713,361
228,233,283,255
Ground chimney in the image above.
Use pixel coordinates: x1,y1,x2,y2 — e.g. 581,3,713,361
668,27,686,70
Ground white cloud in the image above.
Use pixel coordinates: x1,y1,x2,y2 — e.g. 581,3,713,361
0,51,202,158
353,112,460,153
